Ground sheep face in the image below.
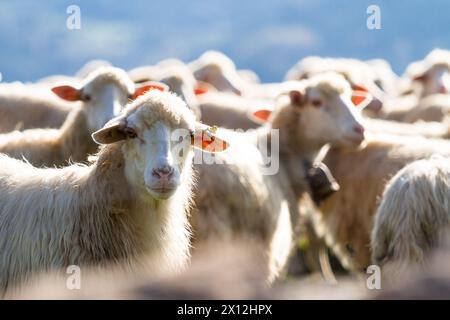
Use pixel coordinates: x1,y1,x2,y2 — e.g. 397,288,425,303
287,57,384,114
292,84,365,148
414,64,450,96
92,91,229,201
51,67,135,132
82,69,134,131
123,118,193,200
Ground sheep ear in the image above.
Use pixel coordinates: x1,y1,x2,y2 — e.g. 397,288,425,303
407,60,428,82
194,86,208,95
194,81,216,95
289,90,304,106
51,85,82,101
91,118,127,145
132,82,169,100
248,108,273,124
413,73,428,82
192,123,230,153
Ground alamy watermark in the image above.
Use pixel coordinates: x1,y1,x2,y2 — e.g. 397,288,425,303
367,5,381,30
172,128,280,176
66,5,81,30
366,264,381,290
66,265,81,290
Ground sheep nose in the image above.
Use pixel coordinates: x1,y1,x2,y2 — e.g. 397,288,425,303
353,124,365,136
152,165,174,179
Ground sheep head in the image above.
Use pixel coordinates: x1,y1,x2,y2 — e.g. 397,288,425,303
256,73,366,150
51,67,173,136
92,90,229,200
51,66,136,133
286,56,384,113
406,49,450,97
190,50,244,95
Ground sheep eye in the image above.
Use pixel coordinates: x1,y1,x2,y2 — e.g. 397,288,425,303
124,127,137,139
83,94,91,102
173,135,184,144
311,99,323,108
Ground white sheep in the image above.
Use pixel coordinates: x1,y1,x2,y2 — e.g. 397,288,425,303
192,73,366,282
0,83,73,132
371,155,450,275
404,48,450,98
362,117,450,140
0,77,161,167
314,133,450,272
198,74,373,131
0,90,228,292
397,93,450,123
128,64,201,118
188,51,288,101
284,56,389,114
365,58,400,97
188,50,248,95
0,67,135,133
375,94,420,121
198,91,275,130
379,91,450,123
376,49,450,123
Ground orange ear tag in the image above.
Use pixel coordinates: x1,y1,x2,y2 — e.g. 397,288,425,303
248,108,272,124
191,125,230,153
194,86,208,95
352,91,372,108
132,83,167,100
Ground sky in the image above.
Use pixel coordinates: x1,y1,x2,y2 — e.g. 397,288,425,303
1,0,450,82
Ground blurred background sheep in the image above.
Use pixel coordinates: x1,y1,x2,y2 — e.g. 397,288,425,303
2,0,450,300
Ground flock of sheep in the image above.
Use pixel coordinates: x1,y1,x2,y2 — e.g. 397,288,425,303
2,48,450,299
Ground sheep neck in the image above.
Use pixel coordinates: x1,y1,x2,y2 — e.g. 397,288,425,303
58,106,98,163
268,105,324,163
83,142,191,271
259,108,334,215
253,125,316,238
256,123,324,176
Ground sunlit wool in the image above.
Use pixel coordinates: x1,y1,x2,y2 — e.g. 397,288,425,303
0,91,198,293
